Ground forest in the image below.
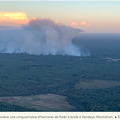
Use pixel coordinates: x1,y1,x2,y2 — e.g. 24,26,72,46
0,33,120,111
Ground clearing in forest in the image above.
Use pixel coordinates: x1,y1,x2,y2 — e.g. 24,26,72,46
0,93,75,111
75,79,120,89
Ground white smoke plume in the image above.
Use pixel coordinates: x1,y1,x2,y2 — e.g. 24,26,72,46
0,18,82,56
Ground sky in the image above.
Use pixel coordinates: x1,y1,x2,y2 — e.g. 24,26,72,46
0,1,120,33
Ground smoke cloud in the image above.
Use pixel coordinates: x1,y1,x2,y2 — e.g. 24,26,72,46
0,18,83,56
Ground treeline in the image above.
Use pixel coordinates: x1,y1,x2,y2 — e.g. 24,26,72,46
0,102,36,111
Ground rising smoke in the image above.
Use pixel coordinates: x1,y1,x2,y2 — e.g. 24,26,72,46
0,18,83,56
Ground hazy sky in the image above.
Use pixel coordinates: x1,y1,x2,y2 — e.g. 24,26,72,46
0,1,120,33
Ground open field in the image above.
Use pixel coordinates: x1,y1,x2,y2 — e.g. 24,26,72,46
0,93,75,111
75,79,120,89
